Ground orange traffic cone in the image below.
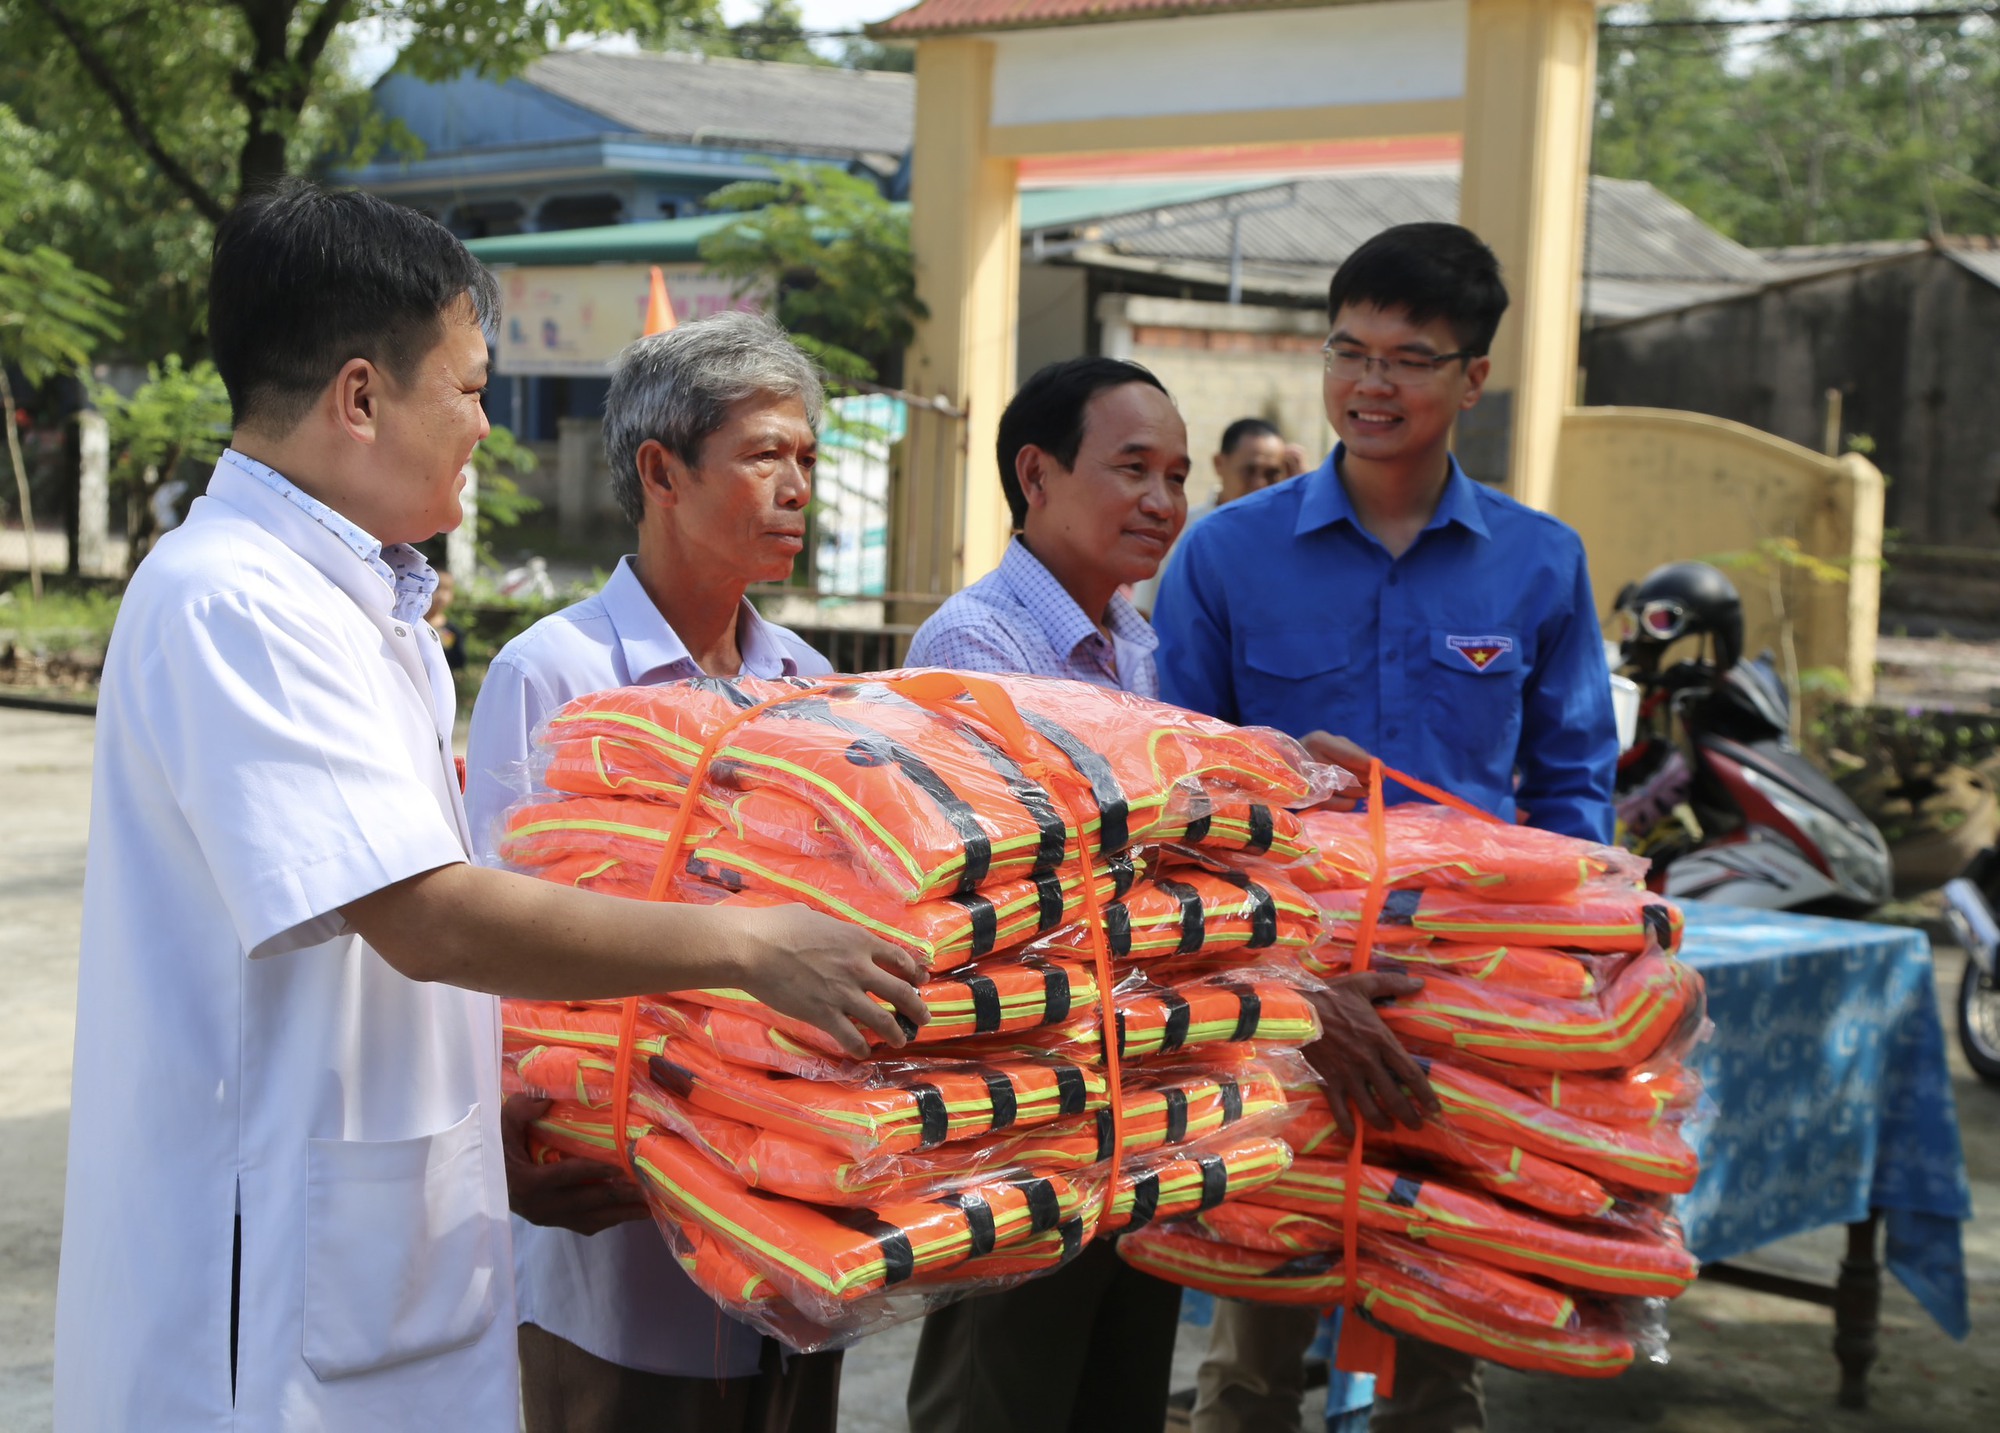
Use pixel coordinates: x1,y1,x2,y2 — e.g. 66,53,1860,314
644,266,677,336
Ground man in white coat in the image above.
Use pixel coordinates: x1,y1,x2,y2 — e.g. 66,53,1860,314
53,181,926,1432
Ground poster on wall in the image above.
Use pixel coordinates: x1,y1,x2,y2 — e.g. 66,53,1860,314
494,264,763,376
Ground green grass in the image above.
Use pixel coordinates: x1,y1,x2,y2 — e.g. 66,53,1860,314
0,581,121,660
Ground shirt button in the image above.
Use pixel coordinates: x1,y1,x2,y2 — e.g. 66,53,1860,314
393,625,408,638
1385,725,1401,739
1387,573,1400,587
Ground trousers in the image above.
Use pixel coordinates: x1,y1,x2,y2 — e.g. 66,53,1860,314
519,1323,843,1433
1191,1300,1484,1433
906,1242,1185,1433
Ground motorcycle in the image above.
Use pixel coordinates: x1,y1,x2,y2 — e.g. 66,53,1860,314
1940,862,2000,1083
1611,562,1892,914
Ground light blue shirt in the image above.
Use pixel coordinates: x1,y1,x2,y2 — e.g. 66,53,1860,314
463,553,827,1378
1152,449,1617,841
906,536,1160,697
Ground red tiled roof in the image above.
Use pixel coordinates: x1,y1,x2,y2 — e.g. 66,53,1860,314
872,0,1341,39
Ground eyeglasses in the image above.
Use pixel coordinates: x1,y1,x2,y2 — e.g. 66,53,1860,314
1321,338,1478,383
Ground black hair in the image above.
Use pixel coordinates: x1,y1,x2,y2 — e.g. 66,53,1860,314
1219,417,1281,454
209,178,501,431
1325,223,1509,355
996,357,1168,529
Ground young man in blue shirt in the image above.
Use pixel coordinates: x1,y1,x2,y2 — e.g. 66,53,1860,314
1154,224,1618,1433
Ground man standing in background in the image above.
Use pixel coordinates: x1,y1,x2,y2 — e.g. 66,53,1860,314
1133,415,1292,615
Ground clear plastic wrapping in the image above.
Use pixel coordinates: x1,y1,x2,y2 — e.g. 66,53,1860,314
1298,947,1707,1073
524,672,1329,905
1295,805,1648,899
1311,880,1684,954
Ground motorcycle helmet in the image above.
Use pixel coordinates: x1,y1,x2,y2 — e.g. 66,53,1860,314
1615,561,1744,675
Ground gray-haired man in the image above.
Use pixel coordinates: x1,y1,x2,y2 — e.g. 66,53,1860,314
464,310,841,1433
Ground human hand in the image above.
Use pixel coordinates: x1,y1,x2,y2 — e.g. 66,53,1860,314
732,903,930,1058
1301,731,1373,811
1303,971,1441,1138
501,1094,651,1235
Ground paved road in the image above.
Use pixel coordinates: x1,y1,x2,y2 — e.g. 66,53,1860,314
3,706,1993,1432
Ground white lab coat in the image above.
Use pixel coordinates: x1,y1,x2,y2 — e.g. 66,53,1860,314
54,459,517,1430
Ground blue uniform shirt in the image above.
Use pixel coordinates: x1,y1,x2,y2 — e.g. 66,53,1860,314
1152,449,1617,841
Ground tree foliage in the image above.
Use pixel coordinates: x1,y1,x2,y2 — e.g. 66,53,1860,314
0,102,121,385
1596,2,2000,246
0,1,699,356
698,165,925,385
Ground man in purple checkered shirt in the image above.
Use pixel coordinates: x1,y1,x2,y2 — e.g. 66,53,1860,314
905,356,1186,697
905,357,1191,1433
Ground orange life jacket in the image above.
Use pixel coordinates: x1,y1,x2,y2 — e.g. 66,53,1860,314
1037,864,1321,964
630,1124,1083,1319
1248,1158,1697,1298
1115,1226,1636,1378
537,673,1313,902
1197,1205,1580,1332
1105,1132,1294,1232
673,952,1100,1055
1296,806,1645,900
1312,883,1684,954
1302,940,1602,1002
500,793,1139,970
1317,949,1704,1073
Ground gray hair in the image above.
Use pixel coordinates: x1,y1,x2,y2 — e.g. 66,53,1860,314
604,309,826,525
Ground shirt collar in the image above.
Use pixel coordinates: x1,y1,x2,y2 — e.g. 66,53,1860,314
1294,445,1491,542
598,555,804,682
996,537,1159,662
217,449,438,624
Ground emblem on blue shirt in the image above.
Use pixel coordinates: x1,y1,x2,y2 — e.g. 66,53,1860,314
1446,634,1515,671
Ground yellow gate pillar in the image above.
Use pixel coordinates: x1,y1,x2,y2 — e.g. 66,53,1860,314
1458,0,1598,511
905,37,1021,586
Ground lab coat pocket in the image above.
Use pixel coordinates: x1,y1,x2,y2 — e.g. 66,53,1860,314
303,1103,501,1381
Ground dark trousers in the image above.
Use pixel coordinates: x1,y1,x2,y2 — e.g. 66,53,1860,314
520,1323,843,1433
906,1242,1184,1433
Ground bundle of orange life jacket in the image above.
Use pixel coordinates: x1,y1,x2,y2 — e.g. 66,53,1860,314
1118,803,1706,1381
498,671,1342,1341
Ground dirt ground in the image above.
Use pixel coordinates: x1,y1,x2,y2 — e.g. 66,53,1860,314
1,706,1992,1432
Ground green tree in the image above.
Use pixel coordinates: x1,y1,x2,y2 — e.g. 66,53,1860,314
0,2,708,356
91,355,231,559
641,0,828,64
0,99,121,598
1595,3,2000,246
698,164,925,384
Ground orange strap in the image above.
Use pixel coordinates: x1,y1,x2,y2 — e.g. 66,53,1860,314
865,670,1128,1230
1330,758,1498,1393
607,683,824,1177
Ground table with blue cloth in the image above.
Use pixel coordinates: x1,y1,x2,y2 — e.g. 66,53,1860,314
1676,899,1973,1407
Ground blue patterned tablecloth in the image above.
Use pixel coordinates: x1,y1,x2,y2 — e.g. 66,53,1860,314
1674,901,1973,1337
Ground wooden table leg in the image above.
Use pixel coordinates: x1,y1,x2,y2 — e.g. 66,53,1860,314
1832,1213,1883,1410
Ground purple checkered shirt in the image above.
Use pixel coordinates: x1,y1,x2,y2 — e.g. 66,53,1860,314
907,537,1160,696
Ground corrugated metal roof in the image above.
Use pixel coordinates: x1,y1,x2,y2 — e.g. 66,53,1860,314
1950,246,2000,290
1759,239,1929,273
522,50,913,158
462,181,1270,266
875,0,1333,37
1056,172,1778,285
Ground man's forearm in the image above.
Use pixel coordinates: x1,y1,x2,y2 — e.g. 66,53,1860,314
345,862,756,999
